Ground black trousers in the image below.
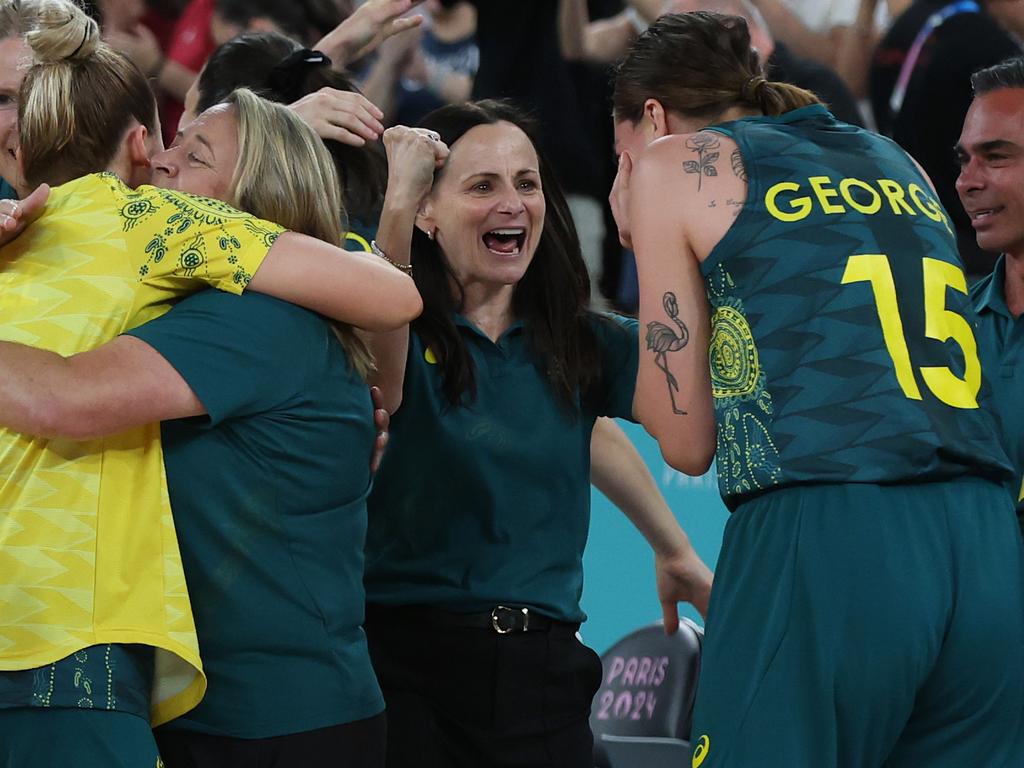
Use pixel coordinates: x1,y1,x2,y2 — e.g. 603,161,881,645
155,712,386,768
364,605,602,768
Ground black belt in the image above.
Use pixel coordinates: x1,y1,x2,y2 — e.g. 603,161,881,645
367,604,578,635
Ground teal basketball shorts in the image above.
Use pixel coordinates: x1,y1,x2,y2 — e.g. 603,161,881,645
0,708,162,768
690,478,1024,768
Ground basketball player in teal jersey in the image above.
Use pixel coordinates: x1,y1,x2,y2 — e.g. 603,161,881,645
610,12,1024,768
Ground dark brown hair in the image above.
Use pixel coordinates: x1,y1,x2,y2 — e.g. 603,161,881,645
413,99,609,413
196,31,387,224
972,56,1024,95
613,11,819,125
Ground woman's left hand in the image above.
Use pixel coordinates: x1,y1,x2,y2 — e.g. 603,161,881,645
610,151,634,249
290,88,386,146
655,548,713,629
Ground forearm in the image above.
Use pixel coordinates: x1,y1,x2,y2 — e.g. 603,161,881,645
0,337,204,440
628,0,661,24
363,194,417,412
754,0,837,65
558,0,589,61
834,2,879,98
591,416,693,556
0,342,70,439
561,1,636,64
317,23,359,67
634,270,716,475
248,232,422,332
584,13,638,63
591,415,714,620
358,57,403,123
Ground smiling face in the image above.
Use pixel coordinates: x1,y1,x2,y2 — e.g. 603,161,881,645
956,88,1024,258
418,121,545,292
150,104,239,201
0,35,29,195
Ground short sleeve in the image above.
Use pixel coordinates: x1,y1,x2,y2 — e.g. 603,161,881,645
125,290,327,425
589,312,639,421
111,180,285,295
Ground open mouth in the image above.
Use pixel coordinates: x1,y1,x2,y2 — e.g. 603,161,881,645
482,228,526,255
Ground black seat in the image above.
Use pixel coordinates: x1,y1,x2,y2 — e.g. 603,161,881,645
590,618,703,768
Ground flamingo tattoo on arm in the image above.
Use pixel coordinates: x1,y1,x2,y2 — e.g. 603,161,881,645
645,292,689,415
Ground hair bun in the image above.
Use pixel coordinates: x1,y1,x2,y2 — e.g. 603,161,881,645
26,0,98,64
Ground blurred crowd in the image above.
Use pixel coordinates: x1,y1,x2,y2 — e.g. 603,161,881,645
88,0,1024,301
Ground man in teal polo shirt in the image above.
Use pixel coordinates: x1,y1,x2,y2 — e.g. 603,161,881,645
957,56,1024,521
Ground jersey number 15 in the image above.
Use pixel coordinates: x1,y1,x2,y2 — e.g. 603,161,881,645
841,254,980,409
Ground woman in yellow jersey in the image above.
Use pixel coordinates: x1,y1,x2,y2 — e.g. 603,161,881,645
0,1,420,765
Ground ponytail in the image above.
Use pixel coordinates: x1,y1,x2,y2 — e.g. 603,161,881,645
614,11,821,124
740,74,819,117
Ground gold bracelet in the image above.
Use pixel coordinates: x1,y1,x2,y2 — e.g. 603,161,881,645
371,239,413,274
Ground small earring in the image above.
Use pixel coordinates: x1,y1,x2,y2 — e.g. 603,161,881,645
428,229,435,241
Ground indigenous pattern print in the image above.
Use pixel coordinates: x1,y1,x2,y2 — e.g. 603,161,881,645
702,106,1012,507
706,263,781,497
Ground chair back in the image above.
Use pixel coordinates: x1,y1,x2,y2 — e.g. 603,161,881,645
590,618,703,768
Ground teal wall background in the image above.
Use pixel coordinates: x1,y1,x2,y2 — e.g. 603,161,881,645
580,420,731,653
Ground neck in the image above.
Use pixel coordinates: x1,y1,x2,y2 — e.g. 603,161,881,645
458,281,517,341
104,148,135,187
716,105,764,123
1004,252,1024,318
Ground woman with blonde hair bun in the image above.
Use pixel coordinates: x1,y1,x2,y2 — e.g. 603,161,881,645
0,0,421,764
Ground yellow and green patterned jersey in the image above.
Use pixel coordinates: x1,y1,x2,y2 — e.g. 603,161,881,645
0,172,284,725
701,106,1013,507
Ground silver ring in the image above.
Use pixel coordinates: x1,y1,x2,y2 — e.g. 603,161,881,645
7,201,18,217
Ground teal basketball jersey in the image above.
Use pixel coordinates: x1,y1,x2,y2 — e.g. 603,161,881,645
702,105,1012,506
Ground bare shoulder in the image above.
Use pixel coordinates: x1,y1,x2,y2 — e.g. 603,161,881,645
633,131,747,261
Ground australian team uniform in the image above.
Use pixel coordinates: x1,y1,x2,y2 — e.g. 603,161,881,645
971,257,1024,528
688,105,1024,768
127,291,386,766
0,173,282,765
364,313,638,768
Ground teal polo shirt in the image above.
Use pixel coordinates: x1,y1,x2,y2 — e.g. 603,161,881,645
972,255,1024,514
365,312,639,623
127,290,384,738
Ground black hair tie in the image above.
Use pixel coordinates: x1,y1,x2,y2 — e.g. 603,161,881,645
741,75,767,104
266,48,332,103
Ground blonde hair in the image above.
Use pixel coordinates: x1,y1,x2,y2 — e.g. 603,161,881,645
225,88,374,379
0,0,42,38
19,0,157,187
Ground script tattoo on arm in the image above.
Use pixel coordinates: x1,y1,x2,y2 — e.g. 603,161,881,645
645,292,690,415
682,133,720,192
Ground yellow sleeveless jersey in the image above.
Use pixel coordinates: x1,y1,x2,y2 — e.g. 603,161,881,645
0,173,284,725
